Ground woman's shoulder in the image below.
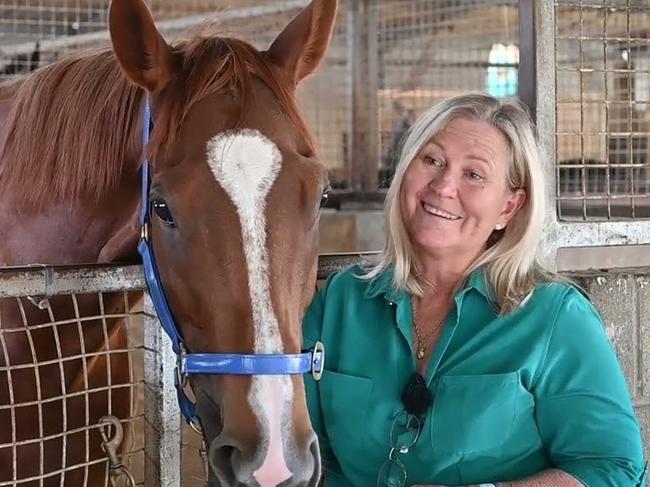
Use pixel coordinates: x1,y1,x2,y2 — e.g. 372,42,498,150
529,278,590,306
524,278,601,328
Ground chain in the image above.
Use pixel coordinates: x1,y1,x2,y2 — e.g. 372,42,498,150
411,300,444,360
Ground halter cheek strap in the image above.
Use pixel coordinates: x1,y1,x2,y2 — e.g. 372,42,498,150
136,97,324,425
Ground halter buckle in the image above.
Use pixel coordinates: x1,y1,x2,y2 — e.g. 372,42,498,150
140,224,149,242
311,341,325,381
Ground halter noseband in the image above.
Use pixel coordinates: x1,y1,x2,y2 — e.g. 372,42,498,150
137,98,324,424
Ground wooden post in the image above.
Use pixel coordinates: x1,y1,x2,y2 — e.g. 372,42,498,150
348,0,379,192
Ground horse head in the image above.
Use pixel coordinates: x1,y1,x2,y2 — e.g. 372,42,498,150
108,1,337,485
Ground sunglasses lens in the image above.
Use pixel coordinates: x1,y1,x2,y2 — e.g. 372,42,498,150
377,458,406,487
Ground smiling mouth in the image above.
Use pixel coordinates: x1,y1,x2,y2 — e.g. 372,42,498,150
422,202,462,221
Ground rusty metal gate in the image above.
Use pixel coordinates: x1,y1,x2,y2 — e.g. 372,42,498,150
0,265,178,486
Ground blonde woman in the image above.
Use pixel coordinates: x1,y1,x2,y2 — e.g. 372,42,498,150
303,93,646,487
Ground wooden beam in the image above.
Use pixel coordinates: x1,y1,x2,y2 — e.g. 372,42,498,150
348,0,379,191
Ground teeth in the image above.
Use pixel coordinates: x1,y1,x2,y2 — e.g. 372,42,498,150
423,203,460,220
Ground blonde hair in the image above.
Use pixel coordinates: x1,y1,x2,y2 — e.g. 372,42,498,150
364,93,558,313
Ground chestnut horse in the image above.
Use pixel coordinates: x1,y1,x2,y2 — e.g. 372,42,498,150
0,0,336,485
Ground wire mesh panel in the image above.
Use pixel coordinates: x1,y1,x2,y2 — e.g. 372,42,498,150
0,1,291,79
296,5,351,186
0,0,279,41
0,0,521,190
556,0,650,220
376,0,519,183
0,289,145,486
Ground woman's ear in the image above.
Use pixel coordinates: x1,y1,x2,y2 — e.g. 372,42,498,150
499,188,526,228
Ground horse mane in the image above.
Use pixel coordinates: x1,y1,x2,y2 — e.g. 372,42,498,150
0,28,315,208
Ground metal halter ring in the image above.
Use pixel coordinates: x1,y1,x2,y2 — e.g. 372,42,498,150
311,341,325,381
175,343,189,389
189,416,203,435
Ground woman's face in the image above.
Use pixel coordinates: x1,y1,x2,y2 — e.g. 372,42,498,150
400,117,526,261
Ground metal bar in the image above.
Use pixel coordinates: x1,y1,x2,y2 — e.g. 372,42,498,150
0,254,373,298
579,1,587,219
518,0,536,118
0,264,144,298
603,2,613,222
143,293,182,487
317,252,375,280
555,35,650,42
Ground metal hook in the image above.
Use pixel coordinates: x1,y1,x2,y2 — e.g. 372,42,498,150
98,415,136,487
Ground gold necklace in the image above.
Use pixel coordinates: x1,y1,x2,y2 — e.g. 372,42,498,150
411,300,443,360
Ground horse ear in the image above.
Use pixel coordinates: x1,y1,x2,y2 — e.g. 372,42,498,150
108,0,176,92
265,0,337,85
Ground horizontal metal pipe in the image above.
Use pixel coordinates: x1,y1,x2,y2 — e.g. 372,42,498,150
0,253,377,298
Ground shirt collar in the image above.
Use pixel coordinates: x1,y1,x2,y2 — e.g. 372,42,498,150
364,265,498,306
464,267,498,305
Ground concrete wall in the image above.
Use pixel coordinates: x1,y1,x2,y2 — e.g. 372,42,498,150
579,272,650,460
319,210,650,458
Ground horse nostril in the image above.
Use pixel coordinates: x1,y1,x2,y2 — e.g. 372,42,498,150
209,441,247,485
208,441,241,485
308,436,322,486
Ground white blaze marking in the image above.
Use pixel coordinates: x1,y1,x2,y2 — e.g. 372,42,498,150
206,130,293,487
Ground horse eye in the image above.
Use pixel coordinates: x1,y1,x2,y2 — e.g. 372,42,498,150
320,190,330,208
151,199,175,226
320,184,332,209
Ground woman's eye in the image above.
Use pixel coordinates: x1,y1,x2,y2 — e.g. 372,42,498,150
423,155,442,167
468,171,484,181
151,199,175,226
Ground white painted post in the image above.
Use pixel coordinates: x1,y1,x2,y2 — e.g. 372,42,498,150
143,293,182,487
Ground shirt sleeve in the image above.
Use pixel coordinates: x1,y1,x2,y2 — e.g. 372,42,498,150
303,275,353,486
532,287,646,487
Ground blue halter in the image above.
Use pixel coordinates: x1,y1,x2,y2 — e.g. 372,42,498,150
137,98,325,424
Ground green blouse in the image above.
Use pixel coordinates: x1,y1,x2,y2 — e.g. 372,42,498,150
303,265,646,487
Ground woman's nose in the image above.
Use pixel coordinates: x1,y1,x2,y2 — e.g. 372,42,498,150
428,169,457,198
